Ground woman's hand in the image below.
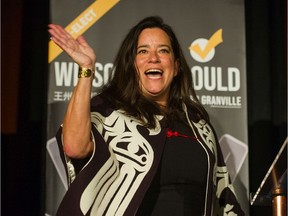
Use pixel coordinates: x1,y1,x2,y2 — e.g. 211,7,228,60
48,24,96,69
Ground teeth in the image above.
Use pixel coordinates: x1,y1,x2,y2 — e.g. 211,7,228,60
145,69,163,74
146,69,162,72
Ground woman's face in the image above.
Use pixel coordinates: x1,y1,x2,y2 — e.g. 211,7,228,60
135,27,179,106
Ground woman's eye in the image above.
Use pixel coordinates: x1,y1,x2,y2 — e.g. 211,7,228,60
160,49,169,53
137,49,147,54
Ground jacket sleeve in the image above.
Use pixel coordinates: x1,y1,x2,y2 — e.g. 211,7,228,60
213,133,245,216
55,126,93,187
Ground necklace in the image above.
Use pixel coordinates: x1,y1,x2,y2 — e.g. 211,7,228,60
166,128,198,140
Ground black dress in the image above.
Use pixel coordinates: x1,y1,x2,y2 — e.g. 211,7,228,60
137,120,208,216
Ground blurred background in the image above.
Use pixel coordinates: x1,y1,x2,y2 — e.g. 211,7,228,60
1,0,287,215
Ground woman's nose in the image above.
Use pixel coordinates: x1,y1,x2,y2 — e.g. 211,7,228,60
149,51,160,63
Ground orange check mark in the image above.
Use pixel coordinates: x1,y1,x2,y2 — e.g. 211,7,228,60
189,29,223,60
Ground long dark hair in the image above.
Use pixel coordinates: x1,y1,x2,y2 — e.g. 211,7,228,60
101,16,209,128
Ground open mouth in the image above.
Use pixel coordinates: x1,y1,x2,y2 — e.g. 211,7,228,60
144,69,163,78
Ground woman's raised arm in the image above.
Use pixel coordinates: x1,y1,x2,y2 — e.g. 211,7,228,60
48,24,96,158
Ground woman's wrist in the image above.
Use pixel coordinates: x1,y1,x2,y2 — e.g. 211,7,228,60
78,67,95,78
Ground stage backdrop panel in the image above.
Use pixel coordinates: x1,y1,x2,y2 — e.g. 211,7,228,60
46,0,249,215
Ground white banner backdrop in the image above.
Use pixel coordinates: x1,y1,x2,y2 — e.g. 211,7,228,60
46,0,249,215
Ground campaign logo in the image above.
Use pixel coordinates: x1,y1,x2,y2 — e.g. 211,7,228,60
189,29,223,63
189,28,242,109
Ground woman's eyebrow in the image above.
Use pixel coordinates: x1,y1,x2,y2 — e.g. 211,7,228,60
137,44,171,49
137,44,149,49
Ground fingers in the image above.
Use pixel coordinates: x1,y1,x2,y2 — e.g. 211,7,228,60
48,24,80,56
49,24,74,48
76,35,89,48
48,24,89,50
48,24,96,67
48,24,71,40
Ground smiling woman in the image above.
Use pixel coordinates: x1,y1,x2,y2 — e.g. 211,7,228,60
135,28,179,106
48,16,244,215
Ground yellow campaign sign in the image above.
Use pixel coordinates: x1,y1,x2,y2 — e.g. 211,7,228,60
49,0,120,63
